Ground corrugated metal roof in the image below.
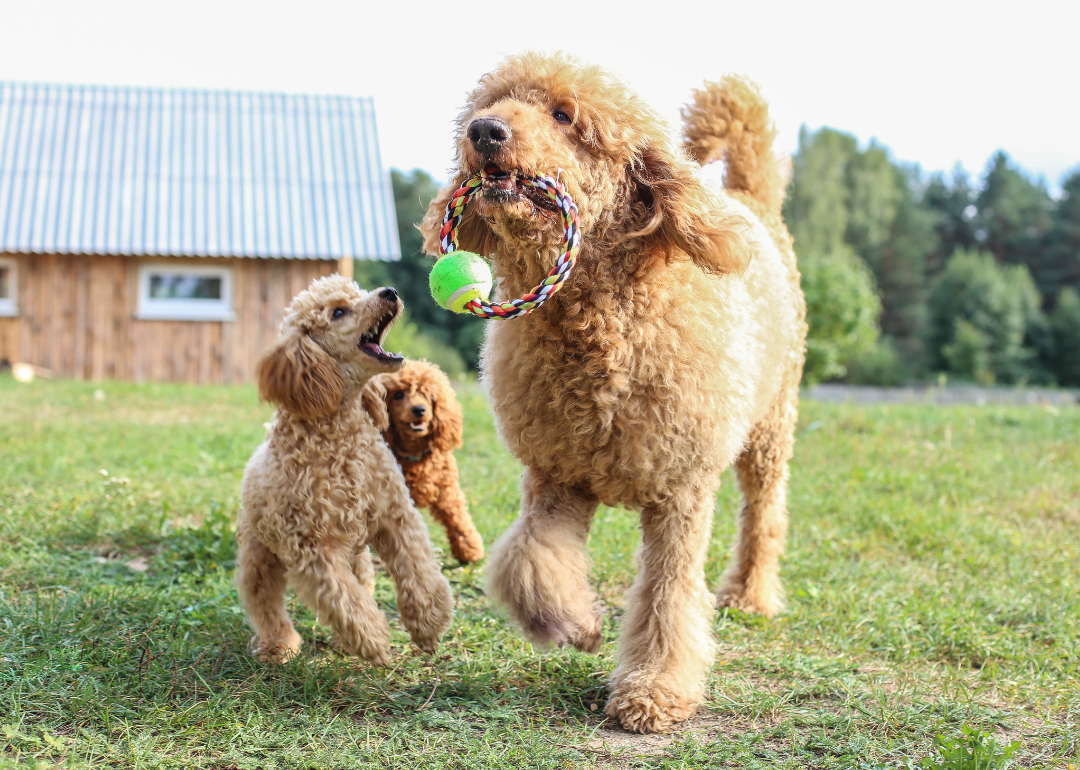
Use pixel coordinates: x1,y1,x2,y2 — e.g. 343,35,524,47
0,83,400,260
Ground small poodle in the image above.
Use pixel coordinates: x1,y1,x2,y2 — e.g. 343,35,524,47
235,275,454,665
367,360,485,564
420,53,806,732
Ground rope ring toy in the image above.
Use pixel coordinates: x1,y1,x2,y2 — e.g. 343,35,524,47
433,164,581,320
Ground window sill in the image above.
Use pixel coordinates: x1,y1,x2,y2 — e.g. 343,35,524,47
0,304,18,317
134,310,236,322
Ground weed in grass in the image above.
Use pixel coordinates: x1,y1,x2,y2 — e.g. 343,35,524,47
919,726,1021,770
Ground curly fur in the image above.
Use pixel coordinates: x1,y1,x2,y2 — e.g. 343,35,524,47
235,275,453,665
366,361,485,564
421,53,807,733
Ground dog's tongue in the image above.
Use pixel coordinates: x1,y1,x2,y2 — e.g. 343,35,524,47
361,341,387,356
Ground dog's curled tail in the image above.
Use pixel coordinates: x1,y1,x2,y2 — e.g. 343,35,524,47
682,75,785,217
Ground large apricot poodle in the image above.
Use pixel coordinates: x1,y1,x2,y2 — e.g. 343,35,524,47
421,53,806,732
235,275,453,666
369,360,485,564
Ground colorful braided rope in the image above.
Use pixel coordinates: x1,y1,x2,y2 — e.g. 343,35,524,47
438,165,581,319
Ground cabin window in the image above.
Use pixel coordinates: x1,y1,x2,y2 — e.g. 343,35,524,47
136,263,235,321
0,258,17,316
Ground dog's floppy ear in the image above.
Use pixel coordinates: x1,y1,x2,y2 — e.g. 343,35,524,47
421,174,497,258
256,330,343,420
428,373,464,452
626,143,752,276
360,376,390,433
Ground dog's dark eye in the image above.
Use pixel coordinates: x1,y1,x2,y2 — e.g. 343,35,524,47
331,307,347,319
393,391,405,401
552,109,572,125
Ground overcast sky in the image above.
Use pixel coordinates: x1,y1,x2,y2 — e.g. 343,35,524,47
1,0,1077,193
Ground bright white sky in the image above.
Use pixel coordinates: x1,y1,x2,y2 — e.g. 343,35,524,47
1,0,1077,193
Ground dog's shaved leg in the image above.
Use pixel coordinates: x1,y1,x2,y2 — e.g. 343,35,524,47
370,495,454,654
289,546,393,666
717,389,796,618
352,546,376,596
236,528,302,662
428,477,485,564
486,467,601,652
606,482,717,734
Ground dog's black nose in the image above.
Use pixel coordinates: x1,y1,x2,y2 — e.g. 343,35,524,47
467,117,511,153
378,287,398,301
411,405,426,417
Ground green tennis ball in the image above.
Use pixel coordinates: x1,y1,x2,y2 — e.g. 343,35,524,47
430,251,493,313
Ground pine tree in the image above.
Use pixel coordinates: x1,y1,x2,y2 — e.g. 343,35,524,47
976,152,1053,276
1041,169,1080,298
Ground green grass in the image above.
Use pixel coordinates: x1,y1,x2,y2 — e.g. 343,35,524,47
1,375,1077,769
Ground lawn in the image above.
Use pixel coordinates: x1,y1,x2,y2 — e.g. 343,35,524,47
0,375,1077,769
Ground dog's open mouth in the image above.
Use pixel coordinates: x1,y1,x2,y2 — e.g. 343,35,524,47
481,164,557,211
358,310,403,363
409,420,427,433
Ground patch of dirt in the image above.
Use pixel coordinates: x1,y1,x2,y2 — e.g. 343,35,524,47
577,712,778,768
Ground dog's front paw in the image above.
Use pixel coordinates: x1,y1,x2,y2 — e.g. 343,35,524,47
400,577,454,654
333,635,391,667
331,621,392,667
250,630,302,663
604,678,695,734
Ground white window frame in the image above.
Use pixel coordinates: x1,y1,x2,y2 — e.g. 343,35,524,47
0,257,17,317
136,263,235,321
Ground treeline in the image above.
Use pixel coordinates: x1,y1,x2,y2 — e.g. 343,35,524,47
788,127,1080,386
377,135,1079,386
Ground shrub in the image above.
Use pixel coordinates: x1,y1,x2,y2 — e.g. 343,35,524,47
801,249,883,384
926,250,1045,383
843,336,905,385
942,319,994,384
1050,287,1080,386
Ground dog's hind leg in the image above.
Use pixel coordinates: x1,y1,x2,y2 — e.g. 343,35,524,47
605,481,717,733
428,468,485,564
486,467,602,652
236,528,302,662
716,386,797,618
289,545,393,666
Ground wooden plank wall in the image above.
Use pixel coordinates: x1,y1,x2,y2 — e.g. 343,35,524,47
0,254,333,384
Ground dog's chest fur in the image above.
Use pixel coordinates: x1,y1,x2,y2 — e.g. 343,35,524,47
481,256,768,507
244,401,407,556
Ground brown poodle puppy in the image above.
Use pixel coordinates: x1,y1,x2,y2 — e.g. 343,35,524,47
235,275,454,666
420,53,806,733
368,361,485,564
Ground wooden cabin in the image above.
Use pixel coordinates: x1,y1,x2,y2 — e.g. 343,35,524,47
0,83,400,383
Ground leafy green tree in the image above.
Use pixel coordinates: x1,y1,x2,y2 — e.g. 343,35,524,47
785,127,938,369
926,250,1044,383
800,250,882,384
785,127,857,257
1049,287,1080,386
